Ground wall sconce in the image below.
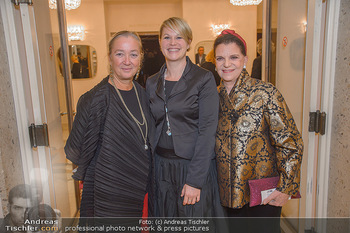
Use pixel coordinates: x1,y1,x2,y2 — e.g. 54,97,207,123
211,24,230,36
303,21,307,33
49,0,81,10
230,0,262,6
67,25,85,41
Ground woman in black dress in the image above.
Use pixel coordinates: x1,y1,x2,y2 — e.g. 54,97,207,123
146,17,225,220
65,31,154,217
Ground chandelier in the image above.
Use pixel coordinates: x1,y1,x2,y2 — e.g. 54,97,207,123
211,24,230,36
67,25,85,41
49,0,81,10
230,0,262,6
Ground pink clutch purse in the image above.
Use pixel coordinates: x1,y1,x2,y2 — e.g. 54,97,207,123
248,176,301,207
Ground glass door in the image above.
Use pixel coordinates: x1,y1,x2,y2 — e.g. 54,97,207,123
9,0,79,217
264,0,309,231
272,0,335,232
273,0,307,221
33,0,79,217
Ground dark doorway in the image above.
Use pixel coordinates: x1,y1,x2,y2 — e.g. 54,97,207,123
137,34,165,87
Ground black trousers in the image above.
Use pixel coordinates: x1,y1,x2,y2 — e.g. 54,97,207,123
225,204,282,233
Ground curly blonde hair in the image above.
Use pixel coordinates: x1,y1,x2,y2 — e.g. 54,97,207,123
205,49,215,64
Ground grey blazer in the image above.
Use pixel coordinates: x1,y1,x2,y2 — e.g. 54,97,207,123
146,57,219,188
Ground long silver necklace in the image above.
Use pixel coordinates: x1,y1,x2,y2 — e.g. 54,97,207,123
109,75,148,150
163,74,172,136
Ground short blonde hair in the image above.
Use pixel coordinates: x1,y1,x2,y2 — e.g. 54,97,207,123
159,17,193,50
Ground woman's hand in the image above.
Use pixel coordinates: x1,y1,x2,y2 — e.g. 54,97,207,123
181,184,201,205
262,190,290,206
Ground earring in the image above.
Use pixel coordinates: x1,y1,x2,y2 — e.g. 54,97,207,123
135,69,140,80
243,64,246,69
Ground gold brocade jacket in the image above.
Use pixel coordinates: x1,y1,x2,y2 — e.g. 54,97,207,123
215,70,303,209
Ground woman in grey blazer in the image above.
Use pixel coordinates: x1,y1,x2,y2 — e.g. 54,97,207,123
146,17,225,218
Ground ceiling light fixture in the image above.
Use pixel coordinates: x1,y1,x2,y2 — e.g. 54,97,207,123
49,0,81,10
230,0,262,6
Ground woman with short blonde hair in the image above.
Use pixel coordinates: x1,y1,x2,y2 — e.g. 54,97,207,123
146,17,225,220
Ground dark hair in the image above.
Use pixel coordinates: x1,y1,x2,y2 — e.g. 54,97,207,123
26,204,57,220
214,33,247,56
26,204,57,229
8,184,33,205
197,46,204,51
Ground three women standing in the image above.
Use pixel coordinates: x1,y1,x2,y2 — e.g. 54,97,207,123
65,31,154,217
65,21,302,232
146,17,224,218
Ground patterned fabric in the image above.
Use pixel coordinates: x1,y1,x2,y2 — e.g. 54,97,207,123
215,69,303,208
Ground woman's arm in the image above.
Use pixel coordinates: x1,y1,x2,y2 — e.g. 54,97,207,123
64,93,92,180
185,72,219,189
264,85,304,197
64,82,109,180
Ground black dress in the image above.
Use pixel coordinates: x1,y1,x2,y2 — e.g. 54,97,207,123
71,62,83,79
251,56,262,80
64,76,154,217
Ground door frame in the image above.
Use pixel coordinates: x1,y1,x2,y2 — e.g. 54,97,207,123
302,0,340,223
315,0,340,219
1,0,54,205
0,0,35,186
1,0,77,211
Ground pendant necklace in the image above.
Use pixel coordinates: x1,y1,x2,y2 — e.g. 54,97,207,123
110,75,148,150
163,73,172,136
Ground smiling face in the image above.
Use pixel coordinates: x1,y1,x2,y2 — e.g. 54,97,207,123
160,27,190,63
215,42,248,90
109,35,141,81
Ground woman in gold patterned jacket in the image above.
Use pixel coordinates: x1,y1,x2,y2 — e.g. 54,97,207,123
214,30,303,222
